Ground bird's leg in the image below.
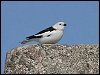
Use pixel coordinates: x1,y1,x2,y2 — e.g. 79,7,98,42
37,43,59,49
37,43,44,48
49,44,57,49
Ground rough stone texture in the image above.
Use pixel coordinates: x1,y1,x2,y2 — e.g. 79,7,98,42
4,44,99,74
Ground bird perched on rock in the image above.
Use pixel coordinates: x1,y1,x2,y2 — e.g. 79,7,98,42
21,22,66,44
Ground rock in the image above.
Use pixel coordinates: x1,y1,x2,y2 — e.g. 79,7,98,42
4,44,99,74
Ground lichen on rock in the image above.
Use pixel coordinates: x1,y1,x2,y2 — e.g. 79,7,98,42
4,44,99,74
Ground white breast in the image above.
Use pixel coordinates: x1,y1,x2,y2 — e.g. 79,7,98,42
39,30,63,44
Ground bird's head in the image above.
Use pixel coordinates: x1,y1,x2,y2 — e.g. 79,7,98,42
53,22,67,30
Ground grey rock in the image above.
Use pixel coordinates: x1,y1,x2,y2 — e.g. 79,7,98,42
4,44,99,74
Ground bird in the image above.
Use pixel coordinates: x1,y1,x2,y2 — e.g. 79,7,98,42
20,22,66,44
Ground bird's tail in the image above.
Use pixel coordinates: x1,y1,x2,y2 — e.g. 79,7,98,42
20,39,30,44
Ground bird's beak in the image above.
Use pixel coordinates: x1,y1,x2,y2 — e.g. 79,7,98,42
64,24,67,26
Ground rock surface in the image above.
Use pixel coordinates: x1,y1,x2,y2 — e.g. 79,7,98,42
4,44,99,74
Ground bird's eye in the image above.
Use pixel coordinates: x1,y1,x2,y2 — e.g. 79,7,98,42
59,24,61,25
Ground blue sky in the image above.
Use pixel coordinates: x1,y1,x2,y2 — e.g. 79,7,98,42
1,1,99,73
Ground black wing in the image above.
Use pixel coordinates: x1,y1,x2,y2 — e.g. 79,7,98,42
26,35,42,40
35,26,56,35
26,26,56,40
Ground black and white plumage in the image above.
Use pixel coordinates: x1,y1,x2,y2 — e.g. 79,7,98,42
21,22,66,44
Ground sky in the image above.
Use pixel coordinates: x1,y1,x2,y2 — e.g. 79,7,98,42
1,1,99,74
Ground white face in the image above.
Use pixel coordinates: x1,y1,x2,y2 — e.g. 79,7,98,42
53,22,66,30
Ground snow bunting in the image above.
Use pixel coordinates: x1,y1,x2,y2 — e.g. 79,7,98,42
21,22,66,44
